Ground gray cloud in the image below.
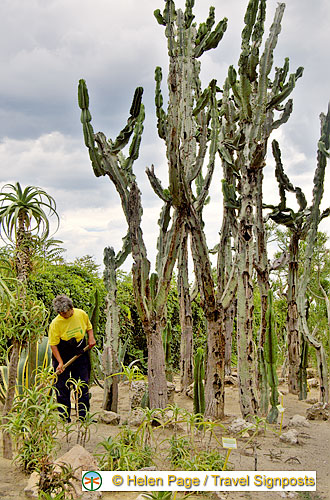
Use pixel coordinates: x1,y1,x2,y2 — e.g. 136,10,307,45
0,0,329,266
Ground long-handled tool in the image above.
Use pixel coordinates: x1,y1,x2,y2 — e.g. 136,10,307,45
56,345,91,374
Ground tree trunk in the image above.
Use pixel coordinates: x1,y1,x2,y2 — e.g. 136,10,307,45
236,166,258,419
102,247,120,412
287,232,300,395
204,312,226,420
178,228,194,392
145,320,168,409
2,340,20,459
224,301,236,376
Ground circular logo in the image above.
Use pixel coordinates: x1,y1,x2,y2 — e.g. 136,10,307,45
82,471,102,491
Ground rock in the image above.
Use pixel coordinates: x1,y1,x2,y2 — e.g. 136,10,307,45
127,408,146,427
185,383,194,399
287,415,310,428
228,418,254,434
305,398,318,405
25,445,101,499
307,378,319,388
98,410,121,425
135,495,147,500
306,402,330,421
130,380,148,409
55,445,101,499
167,382,176,403
24,472,39,498
280,429,299,445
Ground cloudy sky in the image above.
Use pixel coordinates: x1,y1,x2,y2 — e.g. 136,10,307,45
0,0,329,273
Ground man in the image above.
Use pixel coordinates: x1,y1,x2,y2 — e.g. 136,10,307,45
49,294,96,421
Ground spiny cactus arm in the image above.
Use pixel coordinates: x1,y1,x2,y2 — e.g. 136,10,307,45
267,67,303,111
196,6,215,45
155,201,172,276
110,87,144,154
195,16,227,58
184,0,195,29
115,232,131,269
94,132,130,215
320,207,330,222
78,79,104,178
271,99,293,131
255,3,285,134
155,67,167,141
123,103,145,174
194,84,219,213
146,165,172,203
299,104,330,298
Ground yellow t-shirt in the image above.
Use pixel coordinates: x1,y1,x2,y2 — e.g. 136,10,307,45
48,308,92,346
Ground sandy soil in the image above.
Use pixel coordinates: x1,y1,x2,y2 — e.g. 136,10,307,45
1,378,329,500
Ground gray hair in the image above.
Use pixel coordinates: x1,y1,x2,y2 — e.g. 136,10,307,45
53,295,73,314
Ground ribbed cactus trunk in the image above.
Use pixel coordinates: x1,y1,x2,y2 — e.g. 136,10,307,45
287,232,300,395
178,226,194,391
102,247,120,411
154,0,228,418
236,163,259,418
265,290,279,424
219,0,303,419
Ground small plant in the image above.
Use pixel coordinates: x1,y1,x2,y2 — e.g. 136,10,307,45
96,429,154,471
76,410,99,446
167,435,191,467
38,460,76,498
2,368,63,473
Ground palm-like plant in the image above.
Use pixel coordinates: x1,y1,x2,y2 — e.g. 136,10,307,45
0,182,59,459
0,182,59,281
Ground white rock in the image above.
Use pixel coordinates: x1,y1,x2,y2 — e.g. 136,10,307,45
98,410,121,425
280,429,299,445
288,415,310,428
228,417,254,434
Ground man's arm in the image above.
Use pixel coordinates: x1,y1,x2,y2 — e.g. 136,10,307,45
87,329,96,349
51,345,64,373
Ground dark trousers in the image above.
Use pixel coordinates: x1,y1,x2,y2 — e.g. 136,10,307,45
52,340,90,421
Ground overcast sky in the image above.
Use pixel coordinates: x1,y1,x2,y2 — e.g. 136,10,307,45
0,0,329,273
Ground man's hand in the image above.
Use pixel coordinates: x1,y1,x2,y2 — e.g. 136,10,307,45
56,361,64,374
87,329,96,349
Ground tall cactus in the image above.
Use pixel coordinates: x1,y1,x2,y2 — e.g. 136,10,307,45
102,234,130,411
154,0,232,419
78,78,186,409
218,0,303,419
265,139,308,395
266,104,330,403
296,105,330,403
